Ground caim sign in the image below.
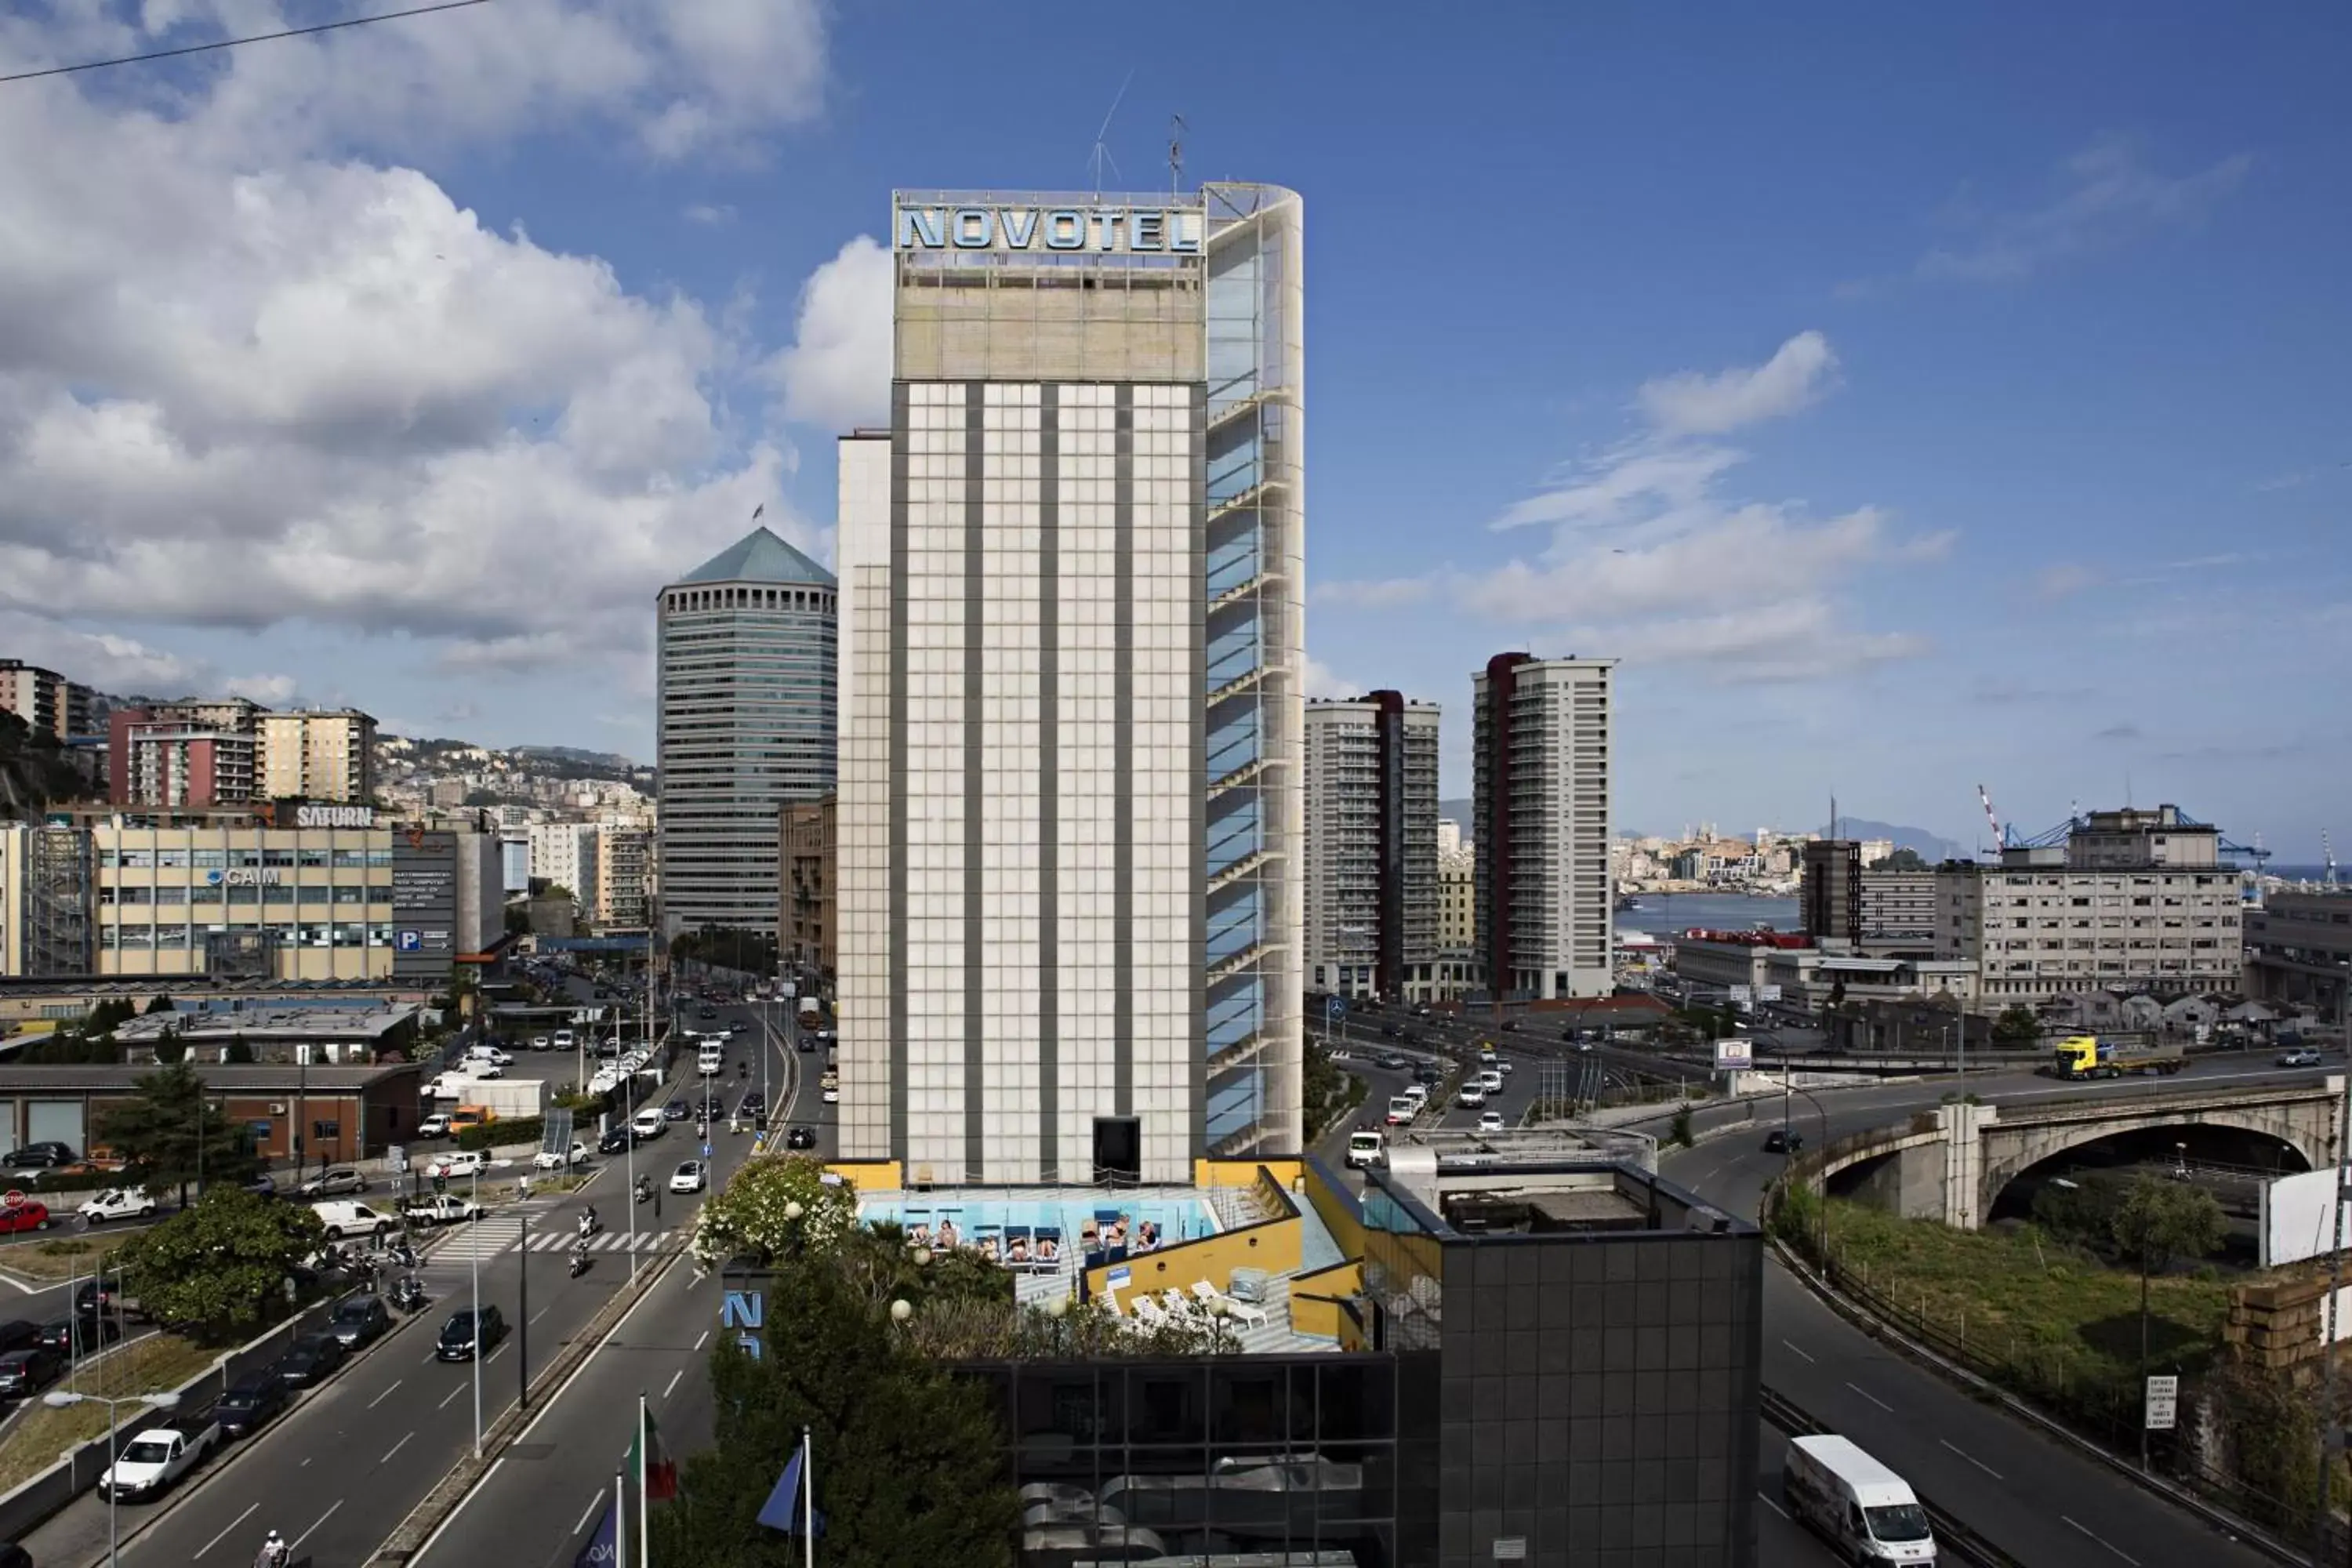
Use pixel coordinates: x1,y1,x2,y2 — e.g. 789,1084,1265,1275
206,868,284,887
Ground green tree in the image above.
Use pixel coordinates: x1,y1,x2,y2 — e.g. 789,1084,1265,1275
1993,1005,2042,1046
223,1034,256,1064
1878,848,1929,871
94,1062,261,1205
651,1254,1018,1568
143,993,176,1015
113,1187,325,1342
151,1031,187,1065
2111,1174,2228,1392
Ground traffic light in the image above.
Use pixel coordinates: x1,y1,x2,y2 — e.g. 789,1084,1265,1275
433,1172,448,1194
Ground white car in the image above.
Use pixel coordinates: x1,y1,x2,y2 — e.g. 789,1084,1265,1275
822,1086,839,1104
630,1109,666,1140
1457,1084,1487,1108
466,1047,515,1068
426,1149,488,1180
1477,1109,1507,1134
78,1186,155,1225
1478,1069,1504,1094
531,1035,552,1051
532,1141,589,1171
668,1160,706,1195
417,1112,453,1138
469,1064,506,1080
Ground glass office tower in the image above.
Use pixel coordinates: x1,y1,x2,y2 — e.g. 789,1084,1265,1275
838,185,1304,1184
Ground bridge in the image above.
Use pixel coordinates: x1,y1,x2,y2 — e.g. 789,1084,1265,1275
1820,1076,2343,1229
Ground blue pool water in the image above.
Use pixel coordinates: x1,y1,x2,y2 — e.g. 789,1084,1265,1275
858,1192,1221,1249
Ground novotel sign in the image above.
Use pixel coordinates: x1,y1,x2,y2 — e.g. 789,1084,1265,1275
895,203,1203,256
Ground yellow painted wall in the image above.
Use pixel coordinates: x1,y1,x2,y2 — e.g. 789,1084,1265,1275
1301,1162,1366,1261
1195,1156,1305,1192
1286,1258,1361,1340
1089,1212,1303,1301
823,1159,896,1192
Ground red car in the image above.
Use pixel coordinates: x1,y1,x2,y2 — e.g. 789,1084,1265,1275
0,1203,52,1236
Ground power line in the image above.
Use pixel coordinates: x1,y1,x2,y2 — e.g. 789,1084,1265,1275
0,0,493,87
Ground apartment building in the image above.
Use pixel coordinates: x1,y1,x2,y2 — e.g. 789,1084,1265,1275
1799,839,1861,943
0,659,91,743
526,822,599,909
256,710,377,803
1860,868,1940,944
109,713,257,808
1472,653,1616,1000
1303,695,1440,1002
1936,804,2245,1007
2241,891,2350,1025
779,793,837,989
594,826,651,930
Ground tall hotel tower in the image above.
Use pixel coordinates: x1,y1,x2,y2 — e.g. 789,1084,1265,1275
837,187,1305,1185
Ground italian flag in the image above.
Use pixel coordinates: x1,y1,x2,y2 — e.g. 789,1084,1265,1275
630,1403,678,1504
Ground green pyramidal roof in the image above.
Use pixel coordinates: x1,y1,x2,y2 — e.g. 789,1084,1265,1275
676,525,834,586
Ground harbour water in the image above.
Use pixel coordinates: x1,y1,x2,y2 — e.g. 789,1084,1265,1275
1617,892,1799,935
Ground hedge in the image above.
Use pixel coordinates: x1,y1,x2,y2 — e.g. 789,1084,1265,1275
456,1116,544,1152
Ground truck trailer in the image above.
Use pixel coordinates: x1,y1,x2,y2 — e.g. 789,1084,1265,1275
2049,1033,2185,1080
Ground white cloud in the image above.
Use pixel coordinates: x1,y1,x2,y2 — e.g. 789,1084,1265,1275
766,235,893,434
1301,656,1360,700
1588,599,1930,682
683,203,739,226
223,673,299,706
1918,136,2251,283
1635,331,1838,436
0,5,833,694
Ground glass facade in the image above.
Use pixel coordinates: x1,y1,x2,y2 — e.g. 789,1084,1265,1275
968,1354,1414,1566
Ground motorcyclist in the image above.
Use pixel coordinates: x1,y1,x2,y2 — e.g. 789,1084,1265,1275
634,1174,653,1203
256,1528,289,1567
579,1205,599,1238
570,1239,590,1276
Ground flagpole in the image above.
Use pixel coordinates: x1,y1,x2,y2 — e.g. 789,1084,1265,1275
802,1426,814,1568
615,1471,629,1568
638,1393,652,1568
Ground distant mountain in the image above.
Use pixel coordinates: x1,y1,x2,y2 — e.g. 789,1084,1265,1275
1822,818,1969,862
510,744,640,771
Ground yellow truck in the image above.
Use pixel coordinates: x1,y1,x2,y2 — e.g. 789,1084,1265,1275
2049,1034,2185,1080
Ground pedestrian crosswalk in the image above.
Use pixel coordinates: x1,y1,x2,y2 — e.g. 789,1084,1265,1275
522,1229,677,1254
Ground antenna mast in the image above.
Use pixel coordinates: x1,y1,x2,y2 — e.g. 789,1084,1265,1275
1087,69,1134,198
2327,829,2339,887
1976,783,2002,858
1167,113,1186,197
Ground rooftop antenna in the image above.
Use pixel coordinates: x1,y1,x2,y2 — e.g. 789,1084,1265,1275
1167,113,1186,198
1088,69,1134,199
2327,829,2339,887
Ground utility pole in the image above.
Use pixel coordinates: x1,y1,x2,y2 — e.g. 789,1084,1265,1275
2316,1071,2352,1563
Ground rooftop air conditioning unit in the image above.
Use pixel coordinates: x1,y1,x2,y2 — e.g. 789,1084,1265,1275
269,1102,288,1115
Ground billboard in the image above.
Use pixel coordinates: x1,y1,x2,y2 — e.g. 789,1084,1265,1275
1712,1038,1754,1072
2258,1167,2352,1269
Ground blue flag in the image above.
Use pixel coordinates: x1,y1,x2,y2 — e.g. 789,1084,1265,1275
757,1446,804,1532
573,1494,619,1567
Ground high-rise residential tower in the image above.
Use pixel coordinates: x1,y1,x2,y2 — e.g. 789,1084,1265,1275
256,709,377,803
655,527,837,937
838,185,1305,1184
1472,653,1617,1000
1304,693,1440,1002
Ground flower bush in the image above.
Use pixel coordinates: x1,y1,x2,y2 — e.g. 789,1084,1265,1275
688,1152,858,1272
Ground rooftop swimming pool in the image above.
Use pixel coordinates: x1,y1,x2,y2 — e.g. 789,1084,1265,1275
858,1189,1221,1257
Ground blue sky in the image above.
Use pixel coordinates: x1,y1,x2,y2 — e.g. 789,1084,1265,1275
1,2,2344,857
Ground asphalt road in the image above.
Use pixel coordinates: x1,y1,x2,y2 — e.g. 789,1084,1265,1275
20,985,782,1568
1650,1051,2329,1568
410,991,814,1567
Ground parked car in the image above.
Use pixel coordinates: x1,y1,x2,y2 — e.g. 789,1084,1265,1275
425,1150,488,1181
297,1167,368,1199
0,1323,38,1359
436,1305,507,1363
313,1201,394,1240
97,1414,218,1500
327,1295,392,1350
215,1374,289,1438
785,1126,817,1151
2280,1047,2325,1068
0,1203,53,1235
416,1112,453,1139
78,1187,156,1225
243,1173,278,1199
530,1035,553,1051
669,1161,706,1195
38,1315,119,1356
1762,1129,1804,1154
0,1348,63,1399
404,1194,483,1226
276,1331,347,1388
2,1142,74,1171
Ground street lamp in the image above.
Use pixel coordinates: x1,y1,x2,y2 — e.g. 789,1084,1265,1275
52,1388,179,1568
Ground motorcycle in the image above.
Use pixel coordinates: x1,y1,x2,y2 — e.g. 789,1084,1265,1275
390,1277,429,1313
256,1535,291,1568
569,1246,592,1279
578,1208,601,1240
634,1177,654,1205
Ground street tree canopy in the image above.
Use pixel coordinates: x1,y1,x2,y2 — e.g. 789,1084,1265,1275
94,1062,261,1203
2111,1174,2227,1276
114,1187,325,1342
688,1154,859,1271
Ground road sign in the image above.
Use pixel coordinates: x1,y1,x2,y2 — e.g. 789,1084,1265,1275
1712,1039,1754,1071
1730,984,1753,1003
0,1191,22,1210
2145,1374,2179,1430
1324,996,1345,1022
1759,985,1783,1002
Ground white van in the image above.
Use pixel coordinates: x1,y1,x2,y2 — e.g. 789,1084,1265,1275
1401,1082,1430,1107
314,1200,394,1240
1384,1094,1417,1127
698,1041,725,1076
554,1029,577,1051
1346,1130,1385,1169
1784,1434,1937,1564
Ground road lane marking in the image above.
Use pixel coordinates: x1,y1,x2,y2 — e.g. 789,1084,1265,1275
573,1490,604,1534
439,1382,465,1410
1844,1381,1894,1413
383,1430,415,1464
662,1367,684,1399
368,1378,404,1409
1779,1338,1815,1363
192,1501,258,1559
2063,1515,2140,1565
1940,1438,2002,1479
1755,1490,1789,1520
692,1330,708,1352
290,1497,343,1553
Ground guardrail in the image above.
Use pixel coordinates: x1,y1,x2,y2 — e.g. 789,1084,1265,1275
1759,1385,2024,1567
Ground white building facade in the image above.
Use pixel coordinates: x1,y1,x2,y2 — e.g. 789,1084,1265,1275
526,823,598,909
1472,653,1616,1000
838,186,1305,1185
